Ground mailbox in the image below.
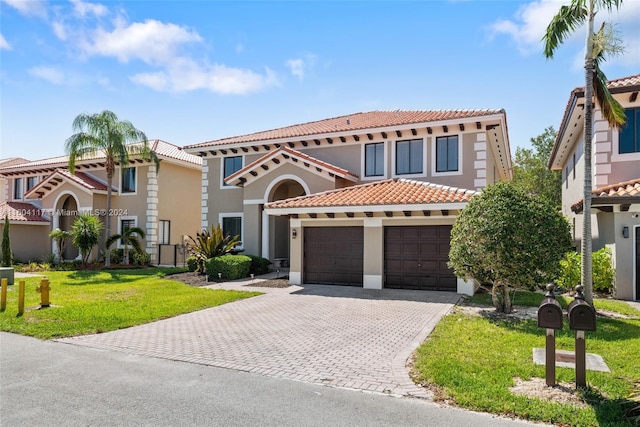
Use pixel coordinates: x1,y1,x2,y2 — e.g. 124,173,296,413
567,286,596,332
568,299,596,331
537,284,564,330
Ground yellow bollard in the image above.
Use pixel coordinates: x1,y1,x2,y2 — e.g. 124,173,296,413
36,278,50,308
1,278,7,311
18,280,25,315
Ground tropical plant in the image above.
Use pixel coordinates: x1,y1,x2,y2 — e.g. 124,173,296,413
543,0,626,303
65,110,159,267
557,248,616,294
1,215,12,267
187,224,241,273
106,226,146,266
70,213,102,266
49,228,71,262
511,126,562,208
206,254,251,281
449,182,572,313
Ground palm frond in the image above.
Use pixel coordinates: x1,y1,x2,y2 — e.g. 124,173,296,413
593,64,626,128
542,1,588,58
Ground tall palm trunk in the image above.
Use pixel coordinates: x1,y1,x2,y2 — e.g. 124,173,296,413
581,0,596,303
105,169,113,267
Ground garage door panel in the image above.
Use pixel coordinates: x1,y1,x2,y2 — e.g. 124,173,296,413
304,226,363,286
384,225,456,292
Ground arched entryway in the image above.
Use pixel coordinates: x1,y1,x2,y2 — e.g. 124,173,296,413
56,194,80,260
265,178,307,263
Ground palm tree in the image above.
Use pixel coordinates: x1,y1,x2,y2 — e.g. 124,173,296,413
106,226,146,266
543,0,626,303
65,110,159,267
71,213,102,267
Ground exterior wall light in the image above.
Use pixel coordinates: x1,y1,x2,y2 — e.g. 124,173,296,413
622,226,629,238
292,229,297,239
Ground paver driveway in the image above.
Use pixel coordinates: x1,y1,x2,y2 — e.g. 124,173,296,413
58,283,460,397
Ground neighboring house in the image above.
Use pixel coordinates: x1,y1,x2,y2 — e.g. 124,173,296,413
0,158,29,203
0,140,202,265
184,110,512,294
548,74,640,301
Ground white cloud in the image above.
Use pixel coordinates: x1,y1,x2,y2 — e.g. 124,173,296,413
1,0,47,18
131,58,277,95
71,0,107,18
286,54,317,80
489,0,640,60
52,21,68,41
0,33,11,50
28,66,65,84
84,19,202,65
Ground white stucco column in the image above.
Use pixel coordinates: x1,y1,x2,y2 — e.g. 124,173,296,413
261,209,269,260
146,165,159,263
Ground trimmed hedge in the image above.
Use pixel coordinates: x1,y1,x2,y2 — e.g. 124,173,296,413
186,256,198,272
206,254,251,281
248,255,271,275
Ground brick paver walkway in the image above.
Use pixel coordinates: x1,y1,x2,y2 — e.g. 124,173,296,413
58,282,460,397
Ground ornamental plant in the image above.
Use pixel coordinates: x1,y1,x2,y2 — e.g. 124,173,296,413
1,215,12,267
187,224,241,273
71,213,103,266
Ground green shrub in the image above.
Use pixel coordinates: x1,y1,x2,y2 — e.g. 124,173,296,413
205,254,251,281
593,247,615,293
248,255,271,275
131,251,151,266
556,248,615,294
110,248,124,265
186,256,198,272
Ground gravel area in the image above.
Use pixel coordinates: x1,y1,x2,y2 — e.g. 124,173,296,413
165,271,290,288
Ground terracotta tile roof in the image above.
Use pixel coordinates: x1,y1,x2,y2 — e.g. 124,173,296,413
265,178,476,210
225,146,358,185
0,139,200,174
571,177,640,212
185,109,505,149
0,201,49,223
0,158,30,168
24,169,110,199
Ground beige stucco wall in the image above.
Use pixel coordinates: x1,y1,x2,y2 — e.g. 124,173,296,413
156,162,201,244
610,213,640,300
0,223,50,263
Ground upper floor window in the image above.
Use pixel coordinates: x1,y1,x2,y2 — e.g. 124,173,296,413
436,136,459,173
13,178,22,200
122,167,136,193
395,139,423,175
26,176,38,192
223,156,243,186
365,143,384,177
619,107,640,154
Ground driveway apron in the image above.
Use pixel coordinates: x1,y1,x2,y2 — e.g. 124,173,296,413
57,284,460,397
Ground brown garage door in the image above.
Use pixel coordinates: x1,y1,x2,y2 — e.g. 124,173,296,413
304,226,363,286
385,226,456,291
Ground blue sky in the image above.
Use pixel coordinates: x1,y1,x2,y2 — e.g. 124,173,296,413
1,0,638,160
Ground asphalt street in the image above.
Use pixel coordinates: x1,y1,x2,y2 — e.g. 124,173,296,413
1,332,544,427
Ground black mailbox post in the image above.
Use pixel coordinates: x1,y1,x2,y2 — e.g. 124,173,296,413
537,284,563,386
567,285,597,388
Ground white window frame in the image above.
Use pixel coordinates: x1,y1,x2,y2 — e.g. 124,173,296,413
119,166,138,196
611,127,640,162
219,212,244,250
361,141,387,181
13,177,23,200
26,176,39,192
220,155,244,190
431,134,463,177
117,216,138,249
391,138,426,179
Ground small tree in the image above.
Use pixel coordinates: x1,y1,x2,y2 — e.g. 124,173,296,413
449,182,572,313
187,224,241,273
106,226,146,266
49,228,72,263
1,215,12,267
71,213,102,266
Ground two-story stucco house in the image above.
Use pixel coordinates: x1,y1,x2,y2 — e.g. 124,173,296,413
549,74,640,300
0,140,202,265
185,110,512,294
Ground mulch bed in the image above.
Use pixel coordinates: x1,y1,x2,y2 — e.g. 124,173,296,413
165,271,290,288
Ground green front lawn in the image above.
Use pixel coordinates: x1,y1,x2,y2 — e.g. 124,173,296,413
0,268,260,339
413,292,640,427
